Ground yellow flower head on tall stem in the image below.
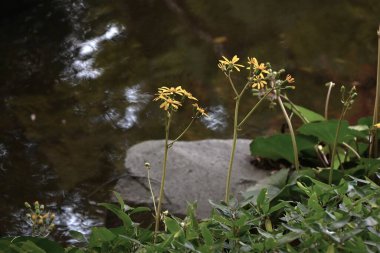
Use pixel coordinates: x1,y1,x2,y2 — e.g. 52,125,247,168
251,77,267,89
218,55,244,72
154,86,201,112
159,98,182,111
192,103,208,117
247,57,269,74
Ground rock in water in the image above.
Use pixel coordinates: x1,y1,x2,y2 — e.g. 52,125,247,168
114,139,269,218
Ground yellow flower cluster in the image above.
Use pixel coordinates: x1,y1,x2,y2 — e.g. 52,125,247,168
247,57,269,89
218,55,244,72
25,201,55,236
218,55,271,89
154,86,207,116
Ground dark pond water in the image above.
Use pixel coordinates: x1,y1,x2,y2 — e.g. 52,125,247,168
0,0,379,242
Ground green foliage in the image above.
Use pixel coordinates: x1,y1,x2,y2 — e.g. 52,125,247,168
250,134,316,163
3,171,380,252
283,102,325,123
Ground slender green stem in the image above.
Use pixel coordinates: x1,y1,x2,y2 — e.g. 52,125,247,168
154,112,171,241
168,116,196,147
147,167,157,215
341,142,361,159
370,26,380,157
238,88,273,128
324,82,335,120
226,73,239,97
281,94,309,123
314,145,328,167
329,107,348,185
225,97,240,203
277,94,299,172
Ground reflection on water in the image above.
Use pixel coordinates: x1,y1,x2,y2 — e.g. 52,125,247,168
117,84,152,129
201,105,228,131
0,0,379,242
64,23,125,80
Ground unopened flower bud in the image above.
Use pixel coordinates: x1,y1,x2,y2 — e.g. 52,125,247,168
24,202,31,209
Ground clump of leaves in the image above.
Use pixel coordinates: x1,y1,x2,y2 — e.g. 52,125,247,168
2,173,380,252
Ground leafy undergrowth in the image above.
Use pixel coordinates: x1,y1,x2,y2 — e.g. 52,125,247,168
1,169,380,253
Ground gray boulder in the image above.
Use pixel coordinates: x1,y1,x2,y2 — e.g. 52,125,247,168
114,139,270,218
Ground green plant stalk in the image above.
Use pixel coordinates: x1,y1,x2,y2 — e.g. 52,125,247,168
168,116,196,147
225,79,255,202
147,168,157,216
227,72,239,97
324,82,335,120
225,97,240,203
370,26,380,157
329,107,348,185
237,88,274,128
341,142,361,159
154,111,171,241
282,95,309,123
277,94,299,172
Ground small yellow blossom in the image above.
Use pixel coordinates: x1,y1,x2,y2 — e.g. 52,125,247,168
285,74,295,84
192,103,208,117
181,90,198,101
158,86,185,96
159,98,182,111
218,55,244,72
251,77,267,89
374,123,380,129
247,57,269,74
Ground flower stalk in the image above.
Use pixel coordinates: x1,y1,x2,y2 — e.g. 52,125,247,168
277,94,299,172
324,82,336,120
369,26,380,157
153,85,207,241
154,111,171,241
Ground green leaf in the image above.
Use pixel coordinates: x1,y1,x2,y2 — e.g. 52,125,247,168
200,224,213,246
69,230,86,242
250,134,317,163
284,102,324,123
164,217,181,234
298,120,363,144
307,193,323,211
326,244,335,253
98,203,133,228
129,206,151,215
11,240,46,253
89,227,116,247
277,232,302,245
256,188,267,208
112,191,125,210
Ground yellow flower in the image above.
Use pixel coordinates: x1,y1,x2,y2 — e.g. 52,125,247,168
247,57,268,74
285,74,295,84
374,123,380,129
181,89,198,101
251,76,267,89
192,103,208,117
218,55,244,72
158,86,185,96
160,98,182,111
